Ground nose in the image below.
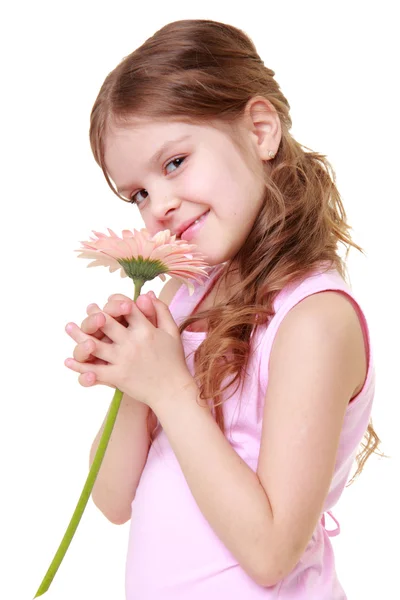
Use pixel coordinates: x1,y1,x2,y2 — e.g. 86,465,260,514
151,190,181,221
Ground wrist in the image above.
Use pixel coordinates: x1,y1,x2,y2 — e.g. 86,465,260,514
150,376,200,414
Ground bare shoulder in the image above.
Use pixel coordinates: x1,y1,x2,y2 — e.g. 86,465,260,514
158,276,183,306
275,290,367,397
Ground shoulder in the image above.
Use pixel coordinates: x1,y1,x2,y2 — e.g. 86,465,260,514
271,290,367,400
281,289,360,329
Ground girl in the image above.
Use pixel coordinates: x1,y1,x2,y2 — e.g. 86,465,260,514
65,19,381,599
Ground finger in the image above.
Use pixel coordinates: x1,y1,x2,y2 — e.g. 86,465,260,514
106,295,140,328
78,371,97,387
102,298,134,320
81,310,107,340
82,308,118,344
134,294,158,327
86,303,107,340
87,303,101,315
107,293,134,303
66,321,92,345
85,310,127,345
125,299,159,334
103,295,158,329
67,310,126,347
72,338,109,364
64,357,113,387
145,296,180,337
66,322,109,365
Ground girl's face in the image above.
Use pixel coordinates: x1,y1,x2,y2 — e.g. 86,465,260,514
104,118,266,266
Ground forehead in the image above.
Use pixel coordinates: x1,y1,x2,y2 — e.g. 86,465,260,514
105,119,203,155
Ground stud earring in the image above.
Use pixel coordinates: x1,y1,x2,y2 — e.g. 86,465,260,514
268,150,275,159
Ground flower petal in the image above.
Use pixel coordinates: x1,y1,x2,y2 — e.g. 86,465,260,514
77,227,210,285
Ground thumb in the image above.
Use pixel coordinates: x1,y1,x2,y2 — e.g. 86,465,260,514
150,296,180,337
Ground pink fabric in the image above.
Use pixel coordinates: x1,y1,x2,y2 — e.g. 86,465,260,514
125,263,375,599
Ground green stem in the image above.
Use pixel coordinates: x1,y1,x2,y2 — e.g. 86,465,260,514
33,281,143,598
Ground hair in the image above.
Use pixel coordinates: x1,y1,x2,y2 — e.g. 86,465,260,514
89,19,386,485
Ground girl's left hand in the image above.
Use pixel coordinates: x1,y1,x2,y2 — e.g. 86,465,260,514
65,295,195,411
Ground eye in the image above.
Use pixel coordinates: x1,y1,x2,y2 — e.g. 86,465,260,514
128,156,186,206
129,189,149,205
165,156,186,174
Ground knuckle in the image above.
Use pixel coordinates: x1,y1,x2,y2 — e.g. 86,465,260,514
108,293,130,304
88,314,99,329
78,373,90,387
86,303,99,314
120,300,132,311
81,316,91,332
73,345,83,361
102,301,112,313
104,299,130,315
79,373,92,387
82,313,102,332
85,339,94,353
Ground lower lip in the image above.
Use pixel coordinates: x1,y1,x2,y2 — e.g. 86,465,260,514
180,211,209,241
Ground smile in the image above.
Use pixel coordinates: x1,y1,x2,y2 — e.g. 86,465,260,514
179,210,210,242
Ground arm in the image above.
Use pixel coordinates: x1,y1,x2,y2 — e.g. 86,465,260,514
89,276,182,525
89,396,151,525
152,291,366,586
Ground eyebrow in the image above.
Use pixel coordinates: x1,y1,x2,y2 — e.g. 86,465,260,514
116,134,192,195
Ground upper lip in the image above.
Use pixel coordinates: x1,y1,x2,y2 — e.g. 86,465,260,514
174,211,209,237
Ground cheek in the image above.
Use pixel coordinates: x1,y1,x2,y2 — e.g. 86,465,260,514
179,167,217,201
189,161,238,200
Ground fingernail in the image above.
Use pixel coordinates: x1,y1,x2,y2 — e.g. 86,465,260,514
148,291,156,299
121,301,131,311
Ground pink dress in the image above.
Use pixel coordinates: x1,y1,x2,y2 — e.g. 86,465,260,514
125,263,375,599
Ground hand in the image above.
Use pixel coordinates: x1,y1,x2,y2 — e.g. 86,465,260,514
65,295,195,410
65,293,157,388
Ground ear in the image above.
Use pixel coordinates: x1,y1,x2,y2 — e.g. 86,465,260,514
243,96,281,161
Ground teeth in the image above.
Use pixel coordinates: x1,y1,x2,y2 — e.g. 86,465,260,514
193,211,208,226
178,211,208,238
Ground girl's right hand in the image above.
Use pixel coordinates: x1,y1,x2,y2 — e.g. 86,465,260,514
65,293,157,388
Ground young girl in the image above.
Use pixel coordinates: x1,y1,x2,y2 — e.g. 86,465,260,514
65,19,381,599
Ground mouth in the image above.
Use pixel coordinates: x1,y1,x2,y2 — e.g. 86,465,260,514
176,210,210,239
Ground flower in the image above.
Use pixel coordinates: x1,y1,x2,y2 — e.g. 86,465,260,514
33,228,210,598
77,227,210,295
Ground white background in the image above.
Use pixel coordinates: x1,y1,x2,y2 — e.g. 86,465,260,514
1,1,398,599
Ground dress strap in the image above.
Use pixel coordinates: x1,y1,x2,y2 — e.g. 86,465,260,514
320,511,341,537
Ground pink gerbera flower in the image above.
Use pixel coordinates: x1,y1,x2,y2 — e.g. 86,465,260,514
77,227,210,295
33,227,210,599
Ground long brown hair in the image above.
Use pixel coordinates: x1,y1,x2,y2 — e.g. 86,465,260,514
89,19,385,484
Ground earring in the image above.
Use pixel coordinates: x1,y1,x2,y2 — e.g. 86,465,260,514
268,150,275,159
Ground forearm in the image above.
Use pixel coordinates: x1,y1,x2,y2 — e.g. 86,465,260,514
90,393,150,524
153,383,274,586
